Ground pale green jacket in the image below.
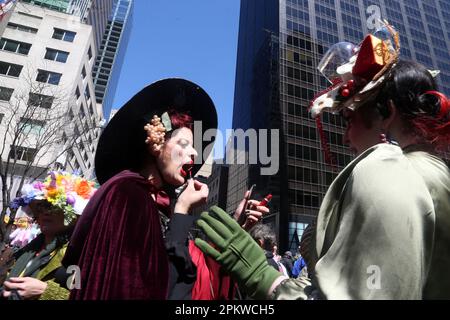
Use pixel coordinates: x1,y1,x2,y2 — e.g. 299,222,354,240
37,243,70,300
272,144,450,300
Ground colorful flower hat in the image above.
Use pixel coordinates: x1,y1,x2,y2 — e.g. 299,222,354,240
10,171,98,226
310,20,402,117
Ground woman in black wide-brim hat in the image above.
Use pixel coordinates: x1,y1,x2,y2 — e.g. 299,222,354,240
62,78,219,300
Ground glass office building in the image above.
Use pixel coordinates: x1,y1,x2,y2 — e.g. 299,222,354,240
92,0,133,120
69,0,113,51
228,0,450,252
21,0,71,12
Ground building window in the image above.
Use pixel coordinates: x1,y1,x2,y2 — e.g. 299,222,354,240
83,120,89,133
45,48,69,63
74,159,80,172
79,104,86,118
288,222,308,253
89,103,95,116
0,113,4,124
88,46,92,60
36,70,62,85
0,38,32,55
17,11,43,20
28,92,54,109
84,86,90,100
52,28,76,42
0,61,23,77
19,117,46,134
7,22,38,34
81,66,86,79
75,86,80,99
61,132,67,145
0,86,14,101
9,145,37,162
74,125,80,137
67,148,74,161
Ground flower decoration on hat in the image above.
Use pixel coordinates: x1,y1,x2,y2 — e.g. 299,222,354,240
10,171,98,226
144,111,173,153
310,20,401,118
9,217,40,247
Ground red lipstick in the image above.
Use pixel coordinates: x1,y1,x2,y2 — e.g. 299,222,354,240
258,194,272,207
180,160,194,179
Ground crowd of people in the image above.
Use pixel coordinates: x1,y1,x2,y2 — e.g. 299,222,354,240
0,22,449,300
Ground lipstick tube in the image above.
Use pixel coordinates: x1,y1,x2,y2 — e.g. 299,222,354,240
258,194,272,207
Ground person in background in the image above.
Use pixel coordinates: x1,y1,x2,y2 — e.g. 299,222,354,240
1,172,97,300
291,255,306,279
281,251,294,277
248,224,279,272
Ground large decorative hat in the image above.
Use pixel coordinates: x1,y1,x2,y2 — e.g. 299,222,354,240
310,20,401,117
95,78,218,185
10,171,98,226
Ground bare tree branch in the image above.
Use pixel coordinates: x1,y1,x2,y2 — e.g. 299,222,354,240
0,63,100,243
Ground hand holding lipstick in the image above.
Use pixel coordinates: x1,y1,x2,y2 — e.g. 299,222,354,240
234,190,271,231
175,179,209,215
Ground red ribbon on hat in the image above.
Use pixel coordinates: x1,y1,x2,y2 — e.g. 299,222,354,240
425,91,449,119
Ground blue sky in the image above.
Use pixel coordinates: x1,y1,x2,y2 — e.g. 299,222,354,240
112,0,240,141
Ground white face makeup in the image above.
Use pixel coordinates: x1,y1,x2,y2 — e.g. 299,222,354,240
156,127,197,186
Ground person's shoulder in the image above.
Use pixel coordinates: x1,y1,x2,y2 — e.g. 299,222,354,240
351,144,408,177
350,145,433,206
356,144,404,167
406,151,450,201
407,150,450,180
350,144,426,191
91,170,151,204
101,170,149,192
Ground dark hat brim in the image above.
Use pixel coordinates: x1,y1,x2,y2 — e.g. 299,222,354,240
95,78,218,185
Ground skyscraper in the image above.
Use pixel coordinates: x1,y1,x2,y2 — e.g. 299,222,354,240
68,0,91,19
92,0,132,120
68,0,113,52
228,0,450,252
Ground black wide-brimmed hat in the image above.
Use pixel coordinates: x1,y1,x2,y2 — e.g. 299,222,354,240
95,78,217,185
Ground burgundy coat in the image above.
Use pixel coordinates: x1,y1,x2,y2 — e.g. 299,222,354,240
62,170,169,299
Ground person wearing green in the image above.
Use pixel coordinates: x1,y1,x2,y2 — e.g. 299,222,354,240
195,23,450,299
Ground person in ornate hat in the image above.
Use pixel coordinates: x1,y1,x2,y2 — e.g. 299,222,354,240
0,171,97,300
194,21,450,299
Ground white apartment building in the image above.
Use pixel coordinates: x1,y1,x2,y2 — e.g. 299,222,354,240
0,1,103,194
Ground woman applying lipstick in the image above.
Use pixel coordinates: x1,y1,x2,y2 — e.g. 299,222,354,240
62,79,217,300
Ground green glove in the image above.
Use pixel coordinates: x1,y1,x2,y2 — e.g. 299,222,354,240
195,206,282,300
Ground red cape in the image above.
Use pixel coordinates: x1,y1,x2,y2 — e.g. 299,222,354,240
62,170,169,299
